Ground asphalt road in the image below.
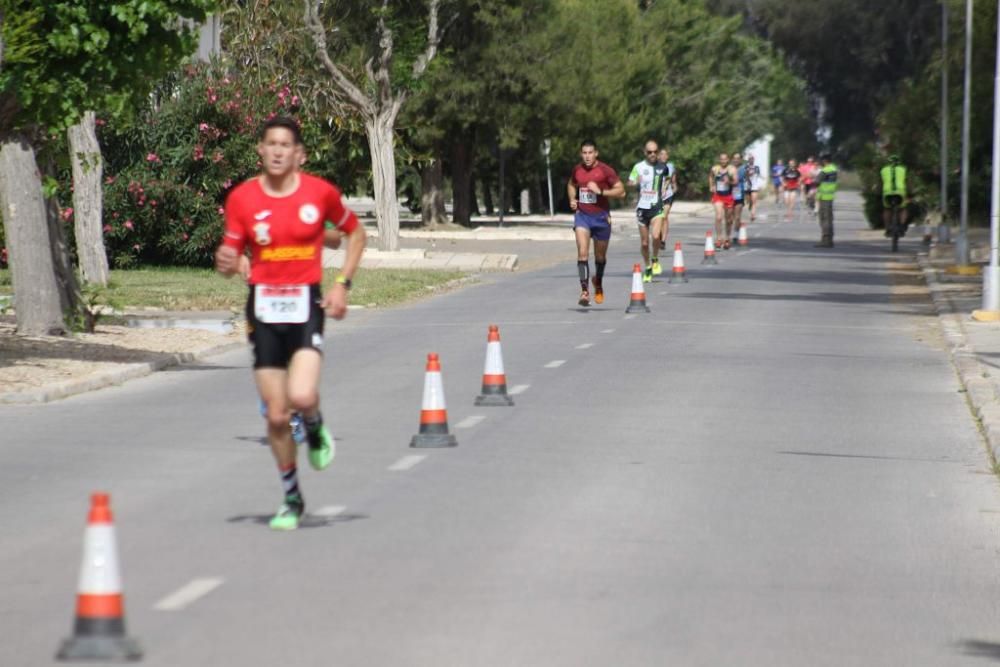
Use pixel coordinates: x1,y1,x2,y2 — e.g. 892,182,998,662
2,194,1000,666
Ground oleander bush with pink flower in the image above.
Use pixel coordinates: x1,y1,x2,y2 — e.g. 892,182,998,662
99,61,363,268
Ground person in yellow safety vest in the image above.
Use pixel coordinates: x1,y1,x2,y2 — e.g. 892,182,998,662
815,152,838,247
880,154,908,237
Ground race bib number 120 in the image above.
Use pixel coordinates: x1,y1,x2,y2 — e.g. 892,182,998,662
254,284,309,324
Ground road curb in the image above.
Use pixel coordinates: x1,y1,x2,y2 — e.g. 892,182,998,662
916,253,1000,464
0,341,246,405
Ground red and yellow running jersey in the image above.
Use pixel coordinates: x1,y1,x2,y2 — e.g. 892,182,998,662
223,173,359,285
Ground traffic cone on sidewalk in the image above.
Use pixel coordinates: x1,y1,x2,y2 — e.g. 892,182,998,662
56,493,142,662
625,263,651,313
702,231,718,265
475,325,514,406
411,353,458,448
668,242,689,284
737,223,749,248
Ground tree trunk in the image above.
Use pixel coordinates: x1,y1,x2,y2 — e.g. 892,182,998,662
451,141,473,226
482,170,494,215
0,139,65,335
420,158,447,226
365,112,399,252
68,111,109,286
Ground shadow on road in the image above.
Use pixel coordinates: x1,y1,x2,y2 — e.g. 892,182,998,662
226,512,369,529
956,639,1000,662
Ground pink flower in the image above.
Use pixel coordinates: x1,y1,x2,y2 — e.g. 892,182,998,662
217,207,225,215
212,151,224,164
124,220,134,230
222,179,233,189
133,243,141,251
149,200,157,207
112,212,119,219
104,176,115,185
102,225,111,233
146,153,161,164
291,95,300,106
198,122,209,131
60,207,73,221
182,233,189,241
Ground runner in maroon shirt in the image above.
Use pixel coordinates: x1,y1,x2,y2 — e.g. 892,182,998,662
567,139,625,306
215,116,366,530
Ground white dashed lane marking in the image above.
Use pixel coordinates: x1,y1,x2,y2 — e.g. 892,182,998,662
455,415,485,429
154,578,224,611
313,505,347,518
544,360,566,368
388,455,427,471
575,343,594,350
601,329,615,334
508,384,530,395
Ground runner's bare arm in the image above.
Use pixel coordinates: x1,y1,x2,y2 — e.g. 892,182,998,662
602,179,626,199
322,223,366,320
568,179,578,211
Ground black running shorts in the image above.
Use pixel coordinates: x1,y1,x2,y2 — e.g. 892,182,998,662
245,283,325,369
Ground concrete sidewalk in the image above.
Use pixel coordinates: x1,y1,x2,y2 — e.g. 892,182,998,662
331,200,716,271
918,228,1000,465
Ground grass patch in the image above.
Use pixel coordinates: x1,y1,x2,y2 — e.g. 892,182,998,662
0,267,465,311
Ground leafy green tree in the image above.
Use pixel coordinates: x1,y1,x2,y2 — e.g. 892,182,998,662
857,0,995,228
0,0,215,335
709,0,941,158
302,0,447,251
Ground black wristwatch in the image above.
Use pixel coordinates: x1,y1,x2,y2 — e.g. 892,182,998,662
334,274,352,289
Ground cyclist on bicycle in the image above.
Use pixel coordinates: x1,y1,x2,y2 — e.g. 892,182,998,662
880,154,909,237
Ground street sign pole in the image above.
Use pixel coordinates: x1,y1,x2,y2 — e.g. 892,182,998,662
957,0,974,265
978,0,1000,315
543,139,554,218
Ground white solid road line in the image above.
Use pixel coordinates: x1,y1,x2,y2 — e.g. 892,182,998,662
544,360,566,368
575,343,594,350
455,415,486,429
601,329,615,334
154,578,224,612
624,314,636,320
508,384,530,395
388,455,427,471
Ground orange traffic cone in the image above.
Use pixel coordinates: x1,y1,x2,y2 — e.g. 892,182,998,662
625,263,651,313
411,353,458,447
668,242,689,284
702,231,718,265
56,493,142,662
738,223,749,248
475,325,514,406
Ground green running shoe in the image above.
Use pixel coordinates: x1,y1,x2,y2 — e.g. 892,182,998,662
643,267,653,283
652,259,663,275
269,494,304,531
306,424,335,471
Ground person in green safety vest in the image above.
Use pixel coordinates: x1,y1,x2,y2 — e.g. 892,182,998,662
880,154,909,237
815,152,838,247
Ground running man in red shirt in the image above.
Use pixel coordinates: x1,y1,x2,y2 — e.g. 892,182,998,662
215,116,366,530
567,139,625,306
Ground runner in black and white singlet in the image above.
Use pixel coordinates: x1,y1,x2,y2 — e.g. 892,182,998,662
628,140,667,282
657,147,677,251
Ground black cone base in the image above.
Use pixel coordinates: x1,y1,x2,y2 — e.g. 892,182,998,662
702,256,718,265
668,274,689,284
57,635,142,662
625,301,651,313
410,433,458,448
475,394,514,406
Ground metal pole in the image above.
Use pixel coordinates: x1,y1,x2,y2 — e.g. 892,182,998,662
544,140,555,218
498,148,505,228
957,0,973,265
940,0,950,242
982,0,1000,311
